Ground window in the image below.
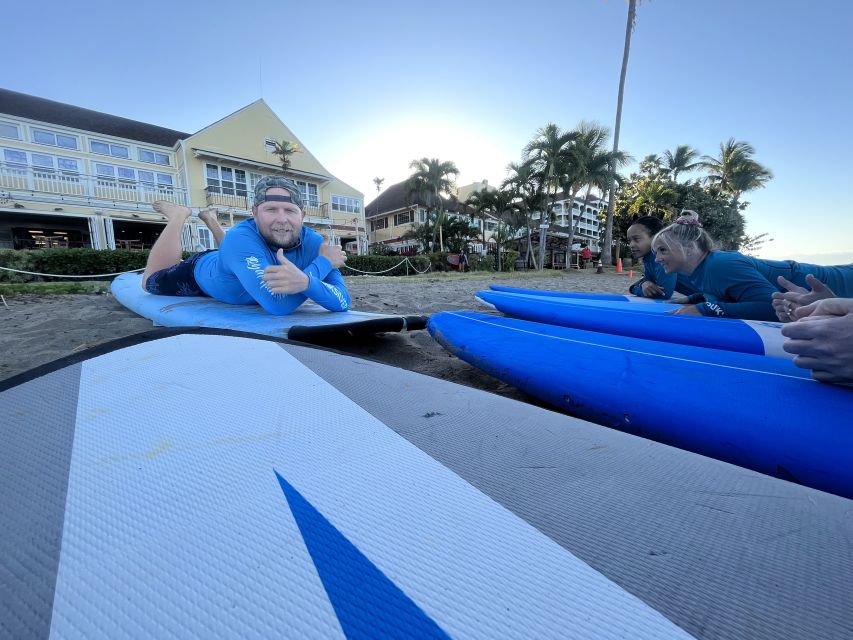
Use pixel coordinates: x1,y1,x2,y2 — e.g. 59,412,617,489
90,139,130,159
138,148,170,165
58,157,80,173
27,152,80,179
31,153,54,170
31,128,78,150
394,211,413,226
294,180,319,208
370,218,388,231
0,121,20,140
264,138,277,152
205,163,246,196
96,162,172,188
197,225,214,250
418,208,427,223
332,195,362,214
2,148,26,165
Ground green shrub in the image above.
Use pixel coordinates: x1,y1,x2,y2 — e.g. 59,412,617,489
0,249,192,282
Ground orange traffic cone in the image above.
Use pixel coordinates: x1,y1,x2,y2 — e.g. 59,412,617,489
627,270,633,278
616,257,623,273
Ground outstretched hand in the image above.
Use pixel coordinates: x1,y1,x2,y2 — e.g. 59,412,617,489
263,249,309,294
772,274,836,323
319,241,347,269
640,280,664,298
781,298,853,385
667,305,702,316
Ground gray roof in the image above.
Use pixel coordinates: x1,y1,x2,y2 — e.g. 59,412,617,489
0,88,189,147
365,180,463,218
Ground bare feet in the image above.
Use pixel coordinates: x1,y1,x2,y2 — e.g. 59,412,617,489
152,200,191,221
198,207,220,225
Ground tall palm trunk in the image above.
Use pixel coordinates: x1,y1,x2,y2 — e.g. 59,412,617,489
566,187,581,268
602,0,636,265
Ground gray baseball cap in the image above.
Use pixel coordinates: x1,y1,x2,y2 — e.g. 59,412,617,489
253,175,304,210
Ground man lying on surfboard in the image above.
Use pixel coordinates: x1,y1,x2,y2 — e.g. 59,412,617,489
142,176,350,315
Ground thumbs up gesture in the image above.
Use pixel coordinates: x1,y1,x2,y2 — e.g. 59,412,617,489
263,249,310,294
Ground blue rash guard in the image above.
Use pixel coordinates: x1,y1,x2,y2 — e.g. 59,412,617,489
629,251,702,300
684,251,853,320
192,220,350,316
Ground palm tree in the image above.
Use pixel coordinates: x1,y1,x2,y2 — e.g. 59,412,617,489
502,160,543,269
464,188,492,249
698,138,773,207
602,0,638,266
630,180,678,217
580,142,630,261
271,140,300,174
406,158,459,252
489,189,518,271
373,177,384,194
663,145,701,182
639,153,663,176
559,122,613,268
524,123,578,270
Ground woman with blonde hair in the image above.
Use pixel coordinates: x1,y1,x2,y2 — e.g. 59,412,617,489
651,211,853,321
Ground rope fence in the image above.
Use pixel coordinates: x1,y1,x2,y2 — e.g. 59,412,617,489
0,266,145,279
341,257,432,276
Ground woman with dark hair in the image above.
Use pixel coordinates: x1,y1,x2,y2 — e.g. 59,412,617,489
626,215,701,300
653,211,853,320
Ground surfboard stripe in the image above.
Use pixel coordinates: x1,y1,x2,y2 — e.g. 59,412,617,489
274,470,451,639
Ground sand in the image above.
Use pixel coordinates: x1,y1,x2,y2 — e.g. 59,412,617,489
0,269,635,403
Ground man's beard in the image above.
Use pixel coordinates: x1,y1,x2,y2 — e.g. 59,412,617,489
263,227,302,251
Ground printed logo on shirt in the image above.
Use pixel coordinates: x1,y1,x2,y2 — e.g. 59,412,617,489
323,281,349,310
245,255,273,294
704,302,724,317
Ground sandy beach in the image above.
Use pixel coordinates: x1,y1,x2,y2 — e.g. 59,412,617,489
0,269,635,404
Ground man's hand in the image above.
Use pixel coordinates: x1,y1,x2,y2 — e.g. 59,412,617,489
782,298,853,385
263,249,309,294
668,305,703,316
772,274,836,323
319,242,347,269
640,281,664,298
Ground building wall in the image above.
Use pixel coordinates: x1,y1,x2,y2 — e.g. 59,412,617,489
182,100,363,233
1,96,365,251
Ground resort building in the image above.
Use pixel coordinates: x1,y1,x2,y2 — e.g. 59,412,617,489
365,179,502,254
0,89,365,253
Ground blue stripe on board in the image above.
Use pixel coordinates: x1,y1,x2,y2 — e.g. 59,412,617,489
274,470,451,640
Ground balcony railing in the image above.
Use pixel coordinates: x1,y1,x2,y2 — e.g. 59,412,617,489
0,163,188,209
205,187,332,224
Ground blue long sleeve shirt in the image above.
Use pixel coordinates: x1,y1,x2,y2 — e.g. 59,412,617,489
192,220,350,316
629,251,702,300
686,251,853,320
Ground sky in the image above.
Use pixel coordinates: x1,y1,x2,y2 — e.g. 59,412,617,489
5,0,852,263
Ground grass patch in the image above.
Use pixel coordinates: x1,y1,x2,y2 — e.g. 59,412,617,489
0,281,110,295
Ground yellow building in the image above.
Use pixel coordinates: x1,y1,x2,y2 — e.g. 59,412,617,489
0,89,365,253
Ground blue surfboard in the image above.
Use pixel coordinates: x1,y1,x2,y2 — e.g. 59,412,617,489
112,272,426,341
428,311,853,500
489,285,662,303
477,289,788,358
3,328,851,639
